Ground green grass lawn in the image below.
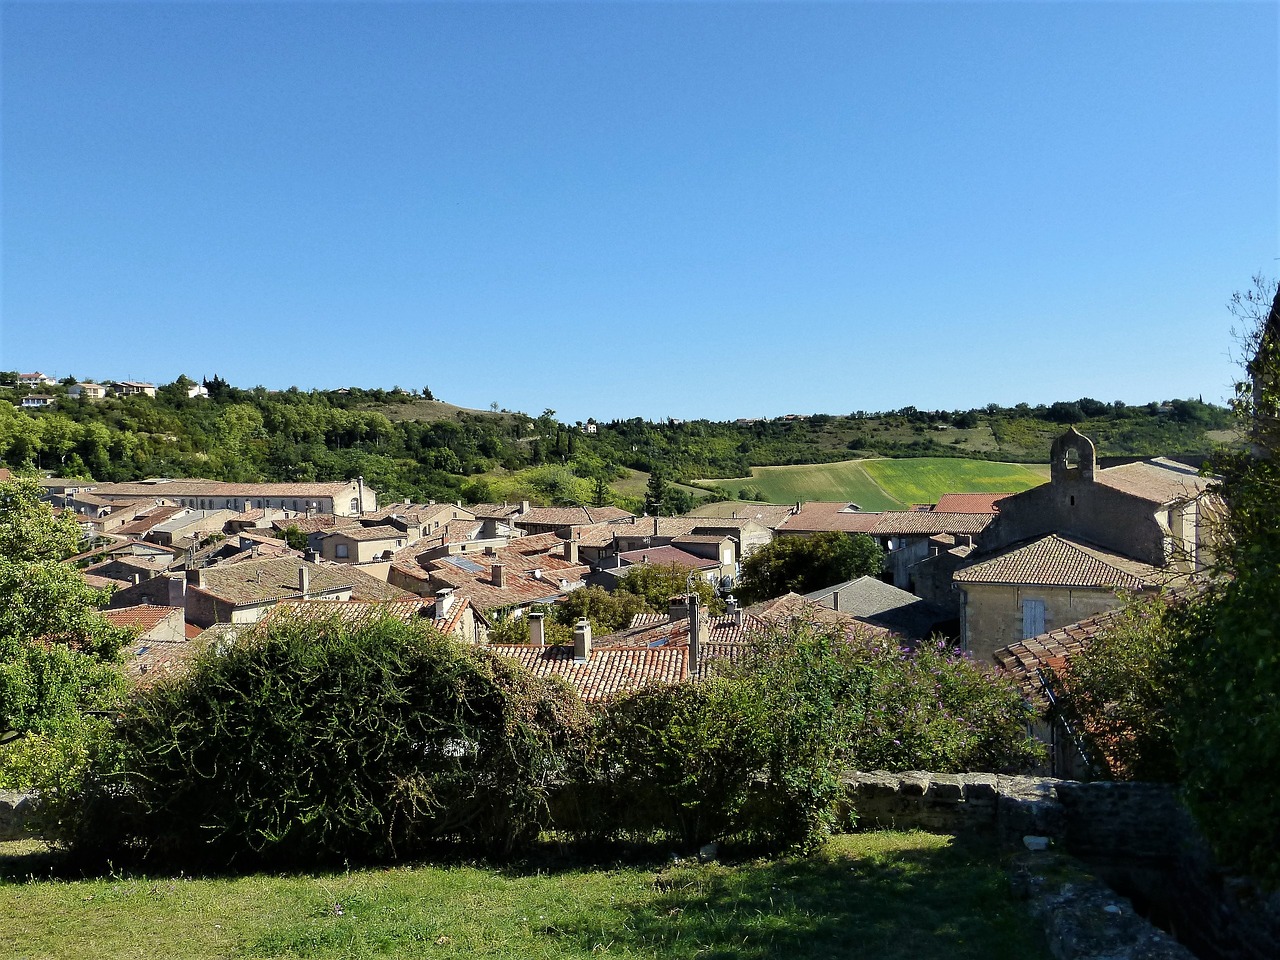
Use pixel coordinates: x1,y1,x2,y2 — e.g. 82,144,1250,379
710,458,1047,509
0,832,1047,960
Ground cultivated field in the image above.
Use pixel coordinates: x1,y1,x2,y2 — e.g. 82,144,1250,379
708,457,1047,509
0,832,1047,960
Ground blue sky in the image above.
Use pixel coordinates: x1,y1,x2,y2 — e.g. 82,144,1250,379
3,1,1277,422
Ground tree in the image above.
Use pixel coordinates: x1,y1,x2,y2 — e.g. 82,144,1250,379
1168,277,1280,884
0,477,129,740
1046,594,1181,782
734,532,884,604
617,562,722,613
644,470,667,515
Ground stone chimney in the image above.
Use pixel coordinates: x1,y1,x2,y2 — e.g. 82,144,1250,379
434,588,455,620
688,593,701,676
298,565,310,598
529,611,546,647
573,618,592,661
520,500,530,515
653,516,659,536
492,562,505,588
831,590,840,612
563,536,578,564
668,596,689,621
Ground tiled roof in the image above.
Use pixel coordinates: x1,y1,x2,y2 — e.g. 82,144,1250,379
102,604,182,633
1095,459,1209,505
271,514,361,534
748,593,895,640
489,644,687,700
515,506,635,527
363,502,476,525
341,565,416,601
84,554,174,574
193,558,355,605
802,576,946,641
932,493,1013,514
113,505,187,536
468,503,525,520
610,517,702,539
671,534,730,545
703,504,798,528
776,503,884,534
993,611,1121,708
92,480,359,499
953,535,1166,590
617,546,719,570
267,597,434,626
326,524,410,543
869,512,993,537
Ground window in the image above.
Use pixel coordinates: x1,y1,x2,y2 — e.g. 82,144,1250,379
335,543,349,559
1021,598,1045,639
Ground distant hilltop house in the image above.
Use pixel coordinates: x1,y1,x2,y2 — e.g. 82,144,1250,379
110,380,157,398
68,382,107,401
16,372,57,387
19,394,55,408
83,478,377,517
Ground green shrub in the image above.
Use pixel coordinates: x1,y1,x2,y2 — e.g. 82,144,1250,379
585,673,840,850
112,611,590,868
736,624,1043,774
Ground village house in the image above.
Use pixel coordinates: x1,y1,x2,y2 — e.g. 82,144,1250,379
802,576,951,644
267,591,490,646
19,394,55,409
183,557,357,627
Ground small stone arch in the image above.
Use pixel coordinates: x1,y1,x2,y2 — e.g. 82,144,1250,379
1050,427,1096,482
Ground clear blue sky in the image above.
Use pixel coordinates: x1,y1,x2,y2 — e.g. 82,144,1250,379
3,1,1277,423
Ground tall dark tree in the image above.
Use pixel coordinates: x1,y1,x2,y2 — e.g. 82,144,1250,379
735,532,884,605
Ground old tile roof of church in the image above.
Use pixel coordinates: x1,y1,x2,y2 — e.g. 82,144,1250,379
953,534,1165,590
931,493,1014,514
1095,459,1210,505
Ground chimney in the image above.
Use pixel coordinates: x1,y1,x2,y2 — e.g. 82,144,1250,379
356,476,367,514
831,590,840,612
668,596,689,621
244,500,252,513
167,574,186,607
688,593,701,676
188,567,205,589
529,611,546,647
492,562,505,588
298,565,310,598
434,587,454,620
573,618,592,661
653,516,659,536
520,500,530,515
563,537,578,564
303,548,318,563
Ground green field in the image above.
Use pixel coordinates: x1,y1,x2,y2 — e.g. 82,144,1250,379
710,458,1047,509
0,832,1047,960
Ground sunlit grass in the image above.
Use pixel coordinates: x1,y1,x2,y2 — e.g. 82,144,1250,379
1,832,1046,960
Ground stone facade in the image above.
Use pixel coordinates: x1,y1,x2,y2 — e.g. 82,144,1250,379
959,581,1130,664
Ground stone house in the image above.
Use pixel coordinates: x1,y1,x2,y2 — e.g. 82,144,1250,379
952,428,1210,663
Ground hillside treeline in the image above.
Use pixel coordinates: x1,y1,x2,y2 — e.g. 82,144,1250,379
0,373,1229,506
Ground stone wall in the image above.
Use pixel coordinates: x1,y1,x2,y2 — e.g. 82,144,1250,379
845,772,1280,960
0,790,37,842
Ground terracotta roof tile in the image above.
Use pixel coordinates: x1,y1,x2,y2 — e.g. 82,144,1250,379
932,493,1013,514
489,644,687,700
514,506,635,527
776,503,883,534
869,512,993,537
192,558,356,605
102,604,182,633
1095,459,1210,504
953,535,1167,590
617,546,719,570
993,611,1122,708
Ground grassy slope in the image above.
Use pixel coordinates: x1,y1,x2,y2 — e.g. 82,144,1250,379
860,458,1048,506
0,833,1047,960
709,458,1047,509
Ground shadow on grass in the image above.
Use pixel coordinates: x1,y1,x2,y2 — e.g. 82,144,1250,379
544,834,1046,960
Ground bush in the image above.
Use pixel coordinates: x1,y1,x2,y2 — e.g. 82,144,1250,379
735,624,1043,775
110,611,590,868
583,673,840,850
